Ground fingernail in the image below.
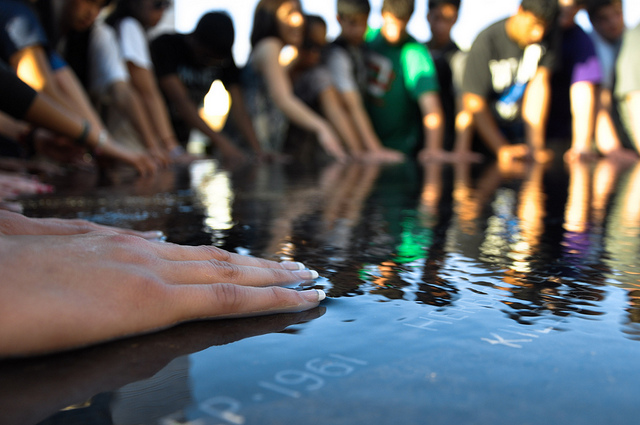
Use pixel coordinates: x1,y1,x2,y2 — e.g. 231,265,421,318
302,289,326,302
142,231,165,239
294,269,319,280
281,261,305,270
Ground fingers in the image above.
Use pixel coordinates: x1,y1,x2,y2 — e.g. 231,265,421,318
158,258,319,287
151,243,309,271
174,284,325,321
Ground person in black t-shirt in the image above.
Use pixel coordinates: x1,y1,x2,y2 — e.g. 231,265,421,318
455,0,559,164
426,0,466,153
150,12,262,163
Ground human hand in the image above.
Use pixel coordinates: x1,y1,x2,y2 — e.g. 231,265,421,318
0,209,163,239
451,148,484,163
603,147,639,165
417,148,455,163
218,140,248,168
0,232,324,356
33,131,88,167
531,148,554,163
0,173,54,200
317,125,349,163
563,148,598,163
149,146,171,168
497,144,530,164
362,147,405,164
99,141,158,177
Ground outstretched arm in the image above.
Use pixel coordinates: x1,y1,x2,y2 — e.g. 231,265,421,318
522,67,552,162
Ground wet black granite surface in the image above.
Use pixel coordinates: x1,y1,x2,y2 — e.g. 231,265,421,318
2,158,640,425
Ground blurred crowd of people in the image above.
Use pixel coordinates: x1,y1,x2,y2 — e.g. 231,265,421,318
0,0,639,197
1,0,640,356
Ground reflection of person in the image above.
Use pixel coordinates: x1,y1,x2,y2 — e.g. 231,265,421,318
0,210,325,357
364,0,446,161
457,0,558,164
0,309,323,424
615,23,640,153
242,0,347,161
325,0,404,162
150,12,258,164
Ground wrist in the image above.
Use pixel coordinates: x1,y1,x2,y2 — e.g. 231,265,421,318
89,129,110,156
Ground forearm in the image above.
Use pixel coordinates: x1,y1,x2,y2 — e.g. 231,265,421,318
140,87,179,149
128,65,179,149
53,68,109,135
419,92,444,152
319,88,362,155
569,82,596,152
110,82,160,150
474,108,509,153
594,88,623,153
342,91,383,151
273,91,329,135
627,91,640,152
174,98,232,149
24,94,84,140
453,109,475,152
522,71,550,151
228,86,262,154
0,112,30,141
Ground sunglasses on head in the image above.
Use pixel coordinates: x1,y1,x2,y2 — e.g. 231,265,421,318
152,0,171,10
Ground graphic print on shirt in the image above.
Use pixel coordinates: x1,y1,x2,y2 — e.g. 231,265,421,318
491,44,543,120
366,52,396,100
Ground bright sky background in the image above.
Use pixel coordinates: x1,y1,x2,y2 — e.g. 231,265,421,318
171,0,640,65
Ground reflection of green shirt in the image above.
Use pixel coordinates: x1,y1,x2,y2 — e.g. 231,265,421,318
365,28,439,155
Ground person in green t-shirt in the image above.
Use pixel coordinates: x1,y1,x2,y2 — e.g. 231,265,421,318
364,0,446,161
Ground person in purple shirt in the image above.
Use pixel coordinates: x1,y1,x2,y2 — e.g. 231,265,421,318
549,0,637,163
547,0,602,161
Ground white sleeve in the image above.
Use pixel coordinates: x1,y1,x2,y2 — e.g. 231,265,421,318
88,23,129,94
326,47,358,93
118,17,153,70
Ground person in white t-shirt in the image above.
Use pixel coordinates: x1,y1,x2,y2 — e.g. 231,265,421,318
41,0,170,167
585,0,637,162
106,0,193,163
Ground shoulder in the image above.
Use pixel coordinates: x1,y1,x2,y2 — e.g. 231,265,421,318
364,27,382,44
0,0,47,42
89,22,118,49
623,24,640,43
326,44,351,63
474,19,507,45
151,33,182,50
252,37,284,64
119,17,144,34
0,0,39,20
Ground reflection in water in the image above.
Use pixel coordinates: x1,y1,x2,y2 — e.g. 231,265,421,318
17,159,640,333
220,159,639,332
9,157,640,423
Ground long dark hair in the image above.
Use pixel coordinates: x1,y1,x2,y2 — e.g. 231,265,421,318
250,0,301,47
